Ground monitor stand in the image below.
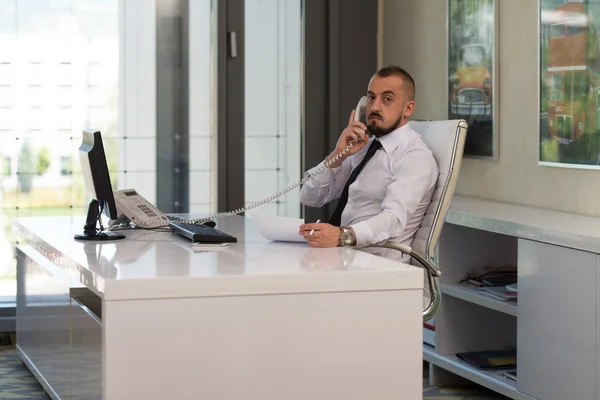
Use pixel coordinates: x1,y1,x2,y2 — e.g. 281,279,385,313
74,199,126,241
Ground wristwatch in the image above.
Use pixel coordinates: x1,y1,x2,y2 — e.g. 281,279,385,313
339,226,356,247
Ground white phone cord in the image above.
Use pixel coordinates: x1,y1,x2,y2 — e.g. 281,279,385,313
177,140,358,224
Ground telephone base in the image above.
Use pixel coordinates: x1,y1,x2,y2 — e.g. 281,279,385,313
74,230,126,241
108,213,131,227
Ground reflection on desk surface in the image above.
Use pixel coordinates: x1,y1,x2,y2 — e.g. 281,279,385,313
14,215,417,282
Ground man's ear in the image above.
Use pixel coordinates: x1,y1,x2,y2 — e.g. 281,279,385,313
404,100,415,118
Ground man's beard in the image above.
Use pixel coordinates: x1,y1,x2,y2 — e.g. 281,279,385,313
367,114,403,138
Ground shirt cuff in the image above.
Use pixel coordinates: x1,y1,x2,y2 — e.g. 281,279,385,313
350,220,373,248
304,160,337,181
324,160,342,174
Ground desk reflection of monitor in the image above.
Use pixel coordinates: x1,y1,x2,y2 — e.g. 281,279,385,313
82,241,119,279
74,129,125,241
82,238,155,280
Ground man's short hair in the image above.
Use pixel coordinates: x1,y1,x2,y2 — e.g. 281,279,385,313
375,65,415,100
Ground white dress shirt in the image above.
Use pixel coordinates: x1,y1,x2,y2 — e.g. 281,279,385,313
300,123,438,263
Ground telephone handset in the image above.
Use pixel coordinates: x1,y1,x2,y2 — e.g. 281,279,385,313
354,95,368,127
109,189,170,228
179,97,371,225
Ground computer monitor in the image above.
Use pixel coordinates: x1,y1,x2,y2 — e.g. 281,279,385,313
74,129,125,241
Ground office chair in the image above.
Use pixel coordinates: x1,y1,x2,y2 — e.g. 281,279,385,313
365,119,467,321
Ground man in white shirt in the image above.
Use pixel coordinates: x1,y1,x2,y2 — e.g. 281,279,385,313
298,66,438,263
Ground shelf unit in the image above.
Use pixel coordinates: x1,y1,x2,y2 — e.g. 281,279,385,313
441,283,517,317
423,346,533,400
424,219,520,397
425,195,600,400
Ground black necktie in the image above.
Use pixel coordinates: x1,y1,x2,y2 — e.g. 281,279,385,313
328,139,383,226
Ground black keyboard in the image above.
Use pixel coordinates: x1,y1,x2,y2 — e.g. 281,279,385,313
169,222,237,243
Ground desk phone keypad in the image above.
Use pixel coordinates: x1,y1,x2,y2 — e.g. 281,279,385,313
138,203,157,217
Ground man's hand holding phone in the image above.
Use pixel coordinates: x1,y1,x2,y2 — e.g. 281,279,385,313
326,109,369,168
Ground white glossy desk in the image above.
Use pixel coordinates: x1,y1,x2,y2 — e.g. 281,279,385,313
14,215,424,400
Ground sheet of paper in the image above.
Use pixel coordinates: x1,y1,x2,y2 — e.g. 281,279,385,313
251,215,306,242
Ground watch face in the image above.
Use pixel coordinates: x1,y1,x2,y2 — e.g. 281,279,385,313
342,227,353,245
339,227,348,246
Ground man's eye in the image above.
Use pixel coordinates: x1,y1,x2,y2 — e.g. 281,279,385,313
384,97,392,103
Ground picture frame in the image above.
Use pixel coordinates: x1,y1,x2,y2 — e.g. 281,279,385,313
538,0,600,169
447,0,500,160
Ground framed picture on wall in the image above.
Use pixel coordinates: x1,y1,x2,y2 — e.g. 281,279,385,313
447,0,499,160
539,1,600,169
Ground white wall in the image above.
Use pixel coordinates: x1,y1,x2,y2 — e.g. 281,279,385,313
381,0,600,217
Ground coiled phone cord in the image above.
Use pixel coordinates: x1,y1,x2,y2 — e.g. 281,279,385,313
177,139,360,225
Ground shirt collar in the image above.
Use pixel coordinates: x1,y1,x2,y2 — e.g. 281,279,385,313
376,122,415,154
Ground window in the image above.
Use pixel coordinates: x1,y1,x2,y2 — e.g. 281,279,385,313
0,63,13,85
567,23,584,36
0,85,11,107
57,85,72,107
60,156,71,176
27,85,43,107
26,63,43,85
244,0,302,217
552,23,566,38
0,0,122,307
551,74,563,91
550,91,564,101
0,108,13,129
2,156,10,176
57,63,72,85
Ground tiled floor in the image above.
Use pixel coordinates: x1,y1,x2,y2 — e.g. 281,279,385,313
0,346,509,400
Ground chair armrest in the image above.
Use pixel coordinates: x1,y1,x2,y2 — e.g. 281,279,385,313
366,242,442,321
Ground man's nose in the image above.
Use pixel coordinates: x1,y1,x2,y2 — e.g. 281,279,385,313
370,99,382,113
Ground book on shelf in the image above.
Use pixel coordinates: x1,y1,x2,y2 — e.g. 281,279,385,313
462,267,517,288
478,286,517,301
456,349,516,370
505,283,518,295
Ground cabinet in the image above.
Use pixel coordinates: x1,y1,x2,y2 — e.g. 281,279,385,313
16,245,103,400
517,240,596,400
424,196,600,400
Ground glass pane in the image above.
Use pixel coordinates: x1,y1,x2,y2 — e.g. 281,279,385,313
551,74,563,91
0,0,120,304
552,23,566,38
244,0,302,218
188,0,217,213
568,24,584,36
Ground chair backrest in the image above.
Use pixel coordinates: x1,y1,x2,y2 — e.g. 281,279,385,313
407,119,467,262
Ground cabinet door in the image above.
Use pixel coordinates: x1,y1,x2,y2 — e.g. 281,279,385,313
70,298,102,400
16,247,71,400
518,239,596,400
